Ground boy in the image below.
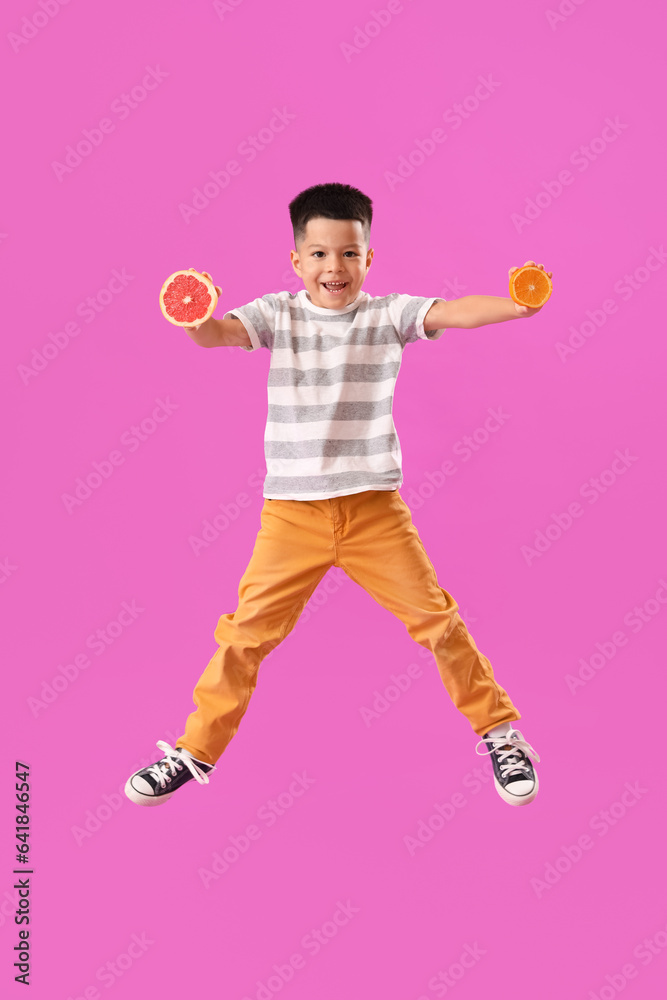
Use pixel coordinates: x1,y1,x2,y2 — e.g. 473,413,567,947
125,182,547,809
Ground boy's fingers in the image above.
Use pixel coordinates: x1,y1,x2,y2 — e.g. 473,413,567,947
510,262,553,278
186,267,217,283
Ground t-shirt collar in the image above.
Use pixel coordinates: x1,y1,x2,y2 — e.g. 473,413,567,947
300,288,366,315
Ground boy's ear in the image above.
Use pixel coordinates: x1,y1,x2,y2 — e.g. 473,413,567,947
290,249,301,272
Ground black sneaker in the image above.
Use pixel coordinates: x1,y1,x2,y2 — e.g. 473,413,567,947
124,741,215,806
475,727,540,806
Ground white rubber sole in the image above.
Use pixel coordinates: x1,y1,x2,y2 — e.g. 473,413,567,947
124,776,174,806
494,770,539,806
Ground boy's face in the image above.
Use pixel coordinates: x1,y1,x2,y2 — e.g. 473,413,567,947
290,217,373,309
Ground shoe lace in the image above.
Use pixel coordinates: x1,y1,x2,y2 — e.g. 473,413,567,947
474,728,541,778
147,740,212,788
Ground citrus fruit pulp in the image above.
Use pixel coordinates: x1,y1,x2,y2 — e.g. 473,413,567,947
159,270,218,326
509,265,552,308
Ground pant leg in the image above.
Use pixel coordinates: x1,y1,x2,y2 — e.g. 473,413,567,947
175,499,335,764
334,489,521,737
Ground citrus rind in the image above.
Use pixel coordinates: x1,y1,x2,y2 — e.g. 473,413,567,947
159,270,219,327
509,265,553,308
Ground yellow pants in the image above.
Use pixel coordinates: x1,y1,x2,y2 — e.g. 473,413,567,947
176,489,520,765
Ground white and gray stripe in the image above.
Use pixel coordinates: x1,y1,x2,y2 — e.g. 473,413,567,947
225,289,445,500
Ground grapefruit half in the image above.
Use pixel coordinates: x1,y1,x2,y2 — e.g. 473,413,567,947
159,269,218,327
509,265,553,308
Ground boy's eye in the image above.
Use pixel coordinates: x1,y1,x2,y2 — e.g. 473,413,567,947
312,251,357,257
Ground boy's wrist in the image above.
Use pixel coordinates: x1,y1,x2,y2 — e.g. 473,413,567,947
456,295,522,328
184,317,221,347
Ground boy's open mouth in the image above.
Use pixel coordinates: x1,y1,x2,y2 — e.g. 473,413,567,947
322,281,348,295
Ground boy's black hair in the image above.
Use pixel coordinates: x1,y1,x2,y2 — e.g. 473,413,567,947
289,182,373,249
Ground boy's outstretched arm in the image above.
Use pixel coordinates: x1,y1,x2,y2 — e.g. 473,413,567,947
424,260,552,332
180,268,252,348
184,315,251,348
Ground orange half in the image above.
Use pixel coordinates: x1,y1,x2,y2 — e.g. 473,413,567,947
509,265,553,308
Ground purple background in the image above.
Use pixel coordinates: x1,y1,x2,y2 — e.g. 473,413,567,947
2,1,667,997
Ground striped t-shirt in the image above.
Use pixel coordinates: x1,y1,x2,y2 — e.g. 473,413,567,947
225,288,446,500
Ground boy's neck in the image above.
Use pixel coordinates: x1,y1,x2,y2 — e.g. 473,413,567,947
303,287,365,310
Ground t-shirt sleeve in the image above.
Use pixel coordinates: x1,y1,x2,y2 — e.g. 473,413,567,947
224,293,277,352
388,293,447,347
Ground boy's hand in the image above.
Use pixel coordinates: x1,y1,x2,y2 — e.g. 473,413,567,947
183,268,221,332
508,260,552,317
